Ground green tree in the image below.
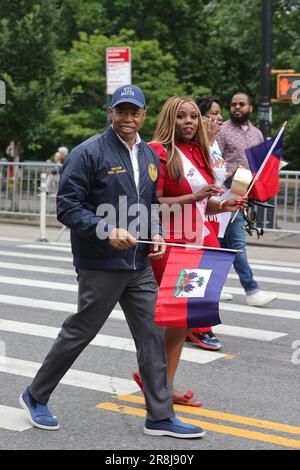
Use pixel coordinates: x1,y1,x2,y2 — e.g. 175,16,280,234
49,28,184,147
0,0,299,165
0,0,58,158
100,0,209,90
55,0,110,49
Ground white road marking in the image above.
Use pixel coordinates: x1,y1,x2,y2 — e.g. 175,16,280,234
0,261,299,286
219,302,300,321
20,244,71,253
213,324,287,341
0,276,76,291
249,258,300,269
1,276,299,302
227,273,300,287
0,250,72,262
0,405,32,431
250,264,300,275
0,356,139,395
0,261,74,276
1,249,300,274
224,286,300,302
0,318,225,364
0,292,299,321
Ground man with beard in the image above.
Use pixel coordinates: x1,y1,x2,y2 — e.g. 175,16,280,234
217,92,277,307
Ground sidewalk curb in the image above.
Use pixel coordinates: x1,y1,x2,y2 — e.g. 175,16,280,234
248,241,300,249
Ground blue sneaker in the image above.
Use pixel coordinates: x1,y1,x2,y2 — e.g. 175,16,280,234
19,387,59,431
144,416,205,439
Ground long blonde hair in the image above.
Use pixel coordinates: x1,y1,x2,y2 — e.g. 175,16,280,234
151,96,213,182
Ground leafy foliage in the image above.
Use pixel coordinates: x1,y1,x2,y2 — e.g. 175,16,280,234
0,0,58,155
0,0,299,166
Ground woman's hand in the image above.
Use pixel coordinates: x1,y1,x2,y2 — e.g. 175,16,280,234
193,184,224,202
221,198,248,212
203,117,219,145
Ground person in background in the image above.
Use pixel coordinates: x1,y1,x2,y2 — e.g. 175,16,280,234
45,152,63,195
217,92,277,307
57,146,69,163
5,140,19,179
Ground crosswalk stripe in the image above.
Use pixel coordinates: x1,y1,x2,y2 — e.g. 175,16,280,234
0,261,74,276
228,273,300,287
20,244,71,253
225,286,300,302
219,301,300,320
0,250,72,262
213,324,287,341
0,356,139,395
249,258,300,269
0,319,225,364
0,276,77,291
251,264,300,275
0,295,290,341
1,275,299,303
1,249,300,274
0,293,299,322
0,260,299,286
0,294,77,313
95,309,287,341
0,405,32,431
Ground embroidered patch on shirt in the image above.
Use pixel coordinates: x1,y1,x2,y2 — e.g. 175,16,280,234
148,163,158,182
108,166,127,175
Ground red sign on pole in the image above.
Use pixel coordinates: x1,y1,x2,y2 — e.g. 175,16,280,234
106,47,131,95
276,73,300,101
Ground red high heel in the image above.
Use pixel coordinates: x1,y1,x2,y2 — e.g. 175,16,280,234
132,373,202,407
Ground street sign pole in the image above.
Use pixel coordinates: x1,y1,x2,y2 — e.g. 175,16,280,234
260,0,272,140
105,47,131,124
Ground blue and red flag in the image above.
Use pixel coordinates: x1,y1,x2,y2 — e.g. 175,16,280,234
245,134,284,202
154,247,236,328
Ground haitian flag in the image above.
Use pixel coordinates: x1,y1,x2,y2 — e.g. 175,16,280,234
245,133,284,202
154,247,236,328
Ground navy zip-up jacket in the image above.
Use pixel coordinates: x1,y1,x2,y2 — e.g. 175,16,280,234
57,126,161,270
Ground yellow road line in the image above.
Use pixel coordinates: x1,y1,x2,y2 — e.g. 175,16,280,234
113,394,300,436
96,402,300,450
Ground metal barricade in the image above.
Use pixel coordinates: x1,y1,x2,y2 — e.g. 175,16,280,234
0,162,299,234
261,170,300,233
0,161,61,218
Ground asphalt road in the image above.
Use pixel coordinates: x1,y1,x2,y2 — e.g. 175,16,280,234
0,236,299,451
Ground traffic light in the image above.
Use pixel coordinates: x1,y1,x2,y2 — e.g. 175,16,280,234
277,74,300,101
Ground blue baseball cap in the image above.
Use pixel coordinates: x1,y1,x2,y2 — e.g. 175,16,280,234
111,85,146,109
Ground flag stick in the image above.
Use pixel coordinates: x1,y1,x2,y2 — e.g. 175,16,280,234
136,239,243,253
231,121,287,224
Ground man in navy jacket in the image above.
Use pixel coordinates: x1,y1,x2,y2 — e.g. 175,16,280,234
19,85,204,439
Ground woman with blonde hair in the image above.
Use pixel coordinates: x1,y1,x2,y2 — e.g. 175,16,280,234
133,96,246,406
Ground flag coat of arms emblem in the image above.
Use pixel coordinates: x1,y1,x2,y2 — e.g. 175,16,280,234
155,247,236,328
174,269,212,298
